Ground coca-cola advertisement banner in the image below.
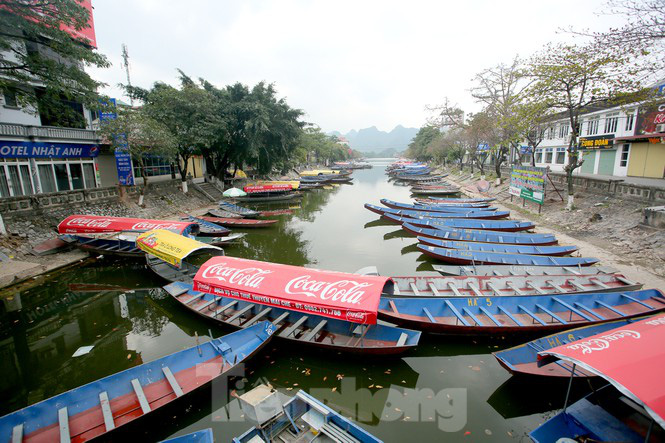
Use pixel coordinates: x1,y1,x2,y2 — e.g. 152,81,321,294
243,184,293,194
193,256,393,324
539,314,665,429
57,215,196,235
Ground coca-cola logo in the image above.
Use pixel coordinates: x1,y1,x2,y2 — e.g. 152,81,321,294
66,217,113,228
346,311,367,322
284,275,371,304
201,263,272,289
131,222,183,232
138,234,157,248
567,330,640,354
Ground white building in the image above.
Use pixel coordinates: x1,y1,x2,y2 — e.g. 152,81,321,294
533,105,637,177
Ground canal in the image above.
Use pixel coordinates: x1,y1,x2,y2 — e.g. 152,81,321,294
0,159,589,441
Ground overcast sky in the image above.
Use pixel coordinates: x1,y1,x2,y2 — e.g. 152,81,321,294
88,0,625,134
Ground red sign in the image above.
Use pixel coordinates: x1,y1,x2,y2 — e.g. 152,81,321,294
58,215,196,235
636,102,665,135
539,314,665,429
243,184,293,194
60,0,97,47
193,256,393,324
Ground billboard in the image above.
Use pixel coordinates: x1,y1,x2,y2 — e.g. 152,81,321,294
509,166,547,205
636,102,665,135
59,0,97,47
0,141,99,158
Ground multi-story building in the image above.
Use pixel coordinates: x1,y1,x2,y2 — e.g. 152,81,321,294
530,87,665,179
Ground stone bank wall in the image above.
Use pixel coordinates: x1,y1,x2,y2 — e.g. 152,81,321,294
0,179,212,258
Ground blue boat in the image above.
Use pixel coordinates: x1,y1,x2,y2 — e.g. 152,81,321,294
381,198,496,211
219,201,260,218
417,244,598,266
161,428,214,443
378,289,665,335
417,196,496,203
165,281,421,355
417,236,577,256
60,234,143,257
233,386,382,443
401,222,558,245
493,318,640,377
364,203,509,220
181,215,231,236
384,213,536,232
0,323,275,442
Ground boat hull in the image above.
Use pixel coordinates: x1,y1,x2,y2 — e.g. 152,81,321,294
401,223,558,245
418,244,598,266
378,289,665,335
417,236,577,256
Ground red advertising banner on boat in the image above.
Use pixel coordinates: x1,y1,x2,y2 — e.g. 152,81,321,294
539,314,665,428
193,256,393,324
243,184,293,194
58,215,196,235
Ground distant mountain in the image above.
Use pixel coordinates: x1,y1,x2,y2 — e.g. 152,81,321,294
330,125,418,151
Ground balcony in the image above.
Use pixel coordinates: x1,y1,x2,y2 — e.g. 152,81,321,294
0,123,100,142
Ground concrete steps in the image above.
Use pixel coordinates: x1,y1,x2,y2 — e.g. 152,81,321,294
195,182,225,202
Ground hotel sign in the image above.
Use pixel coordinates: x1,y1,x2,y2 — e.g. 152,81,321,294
579,134,615,149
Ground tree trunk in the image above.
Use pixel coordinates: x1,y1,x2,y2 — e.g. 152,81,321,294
138,158,148,207
178,153,190,193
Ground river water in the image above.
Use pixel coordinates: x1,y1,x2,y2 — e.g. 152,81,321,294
0,159,588,441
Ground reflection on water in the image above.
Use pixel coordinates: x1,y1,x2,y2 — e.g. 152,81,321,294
0,159,557,441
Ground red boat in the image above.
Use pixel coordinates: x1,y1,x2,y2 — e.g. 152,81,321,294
187,215,277,228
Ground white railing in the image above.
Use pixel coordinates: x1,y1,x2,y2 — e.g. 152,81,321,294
0,123,100,141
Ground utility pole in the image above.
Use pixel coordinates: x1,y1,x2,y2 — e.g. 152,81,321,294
121,44,133,106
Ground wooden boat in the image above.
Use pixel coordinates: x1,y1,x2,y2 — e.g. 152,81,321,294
329,176,353,183
259,209,293,216
418,244,599,266
196,233,245,246
414,199,491,208
219,201,260,218
385,213,536,232
57,215,199,236
31,237,72,255
189,214,277,228
389,273,641,298
433,264,619,276
417,236,577,256
381,199,496,212
233,192,301,203
166,282,420,355
180,215,231,236
364,204,509,220
394,174,446,182
530,315,665,442
162,428,214,442
401,222,558,245
60,234,143,257
137,229,224,280
378,289,665,335
233,385,382,443
410,188,461,196
493,318,641,377
0,323,275,442
417,196,496,203
207,208,243,219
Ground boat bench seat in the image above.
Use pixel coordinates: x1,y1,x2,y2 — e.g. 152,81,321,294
566,398,642,441
396,332,408,347
320,421,361,443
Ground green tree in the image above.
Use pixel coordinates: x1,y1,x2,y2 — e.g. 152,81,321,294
128,72,219,192
99,108,176,206
405,126,441,161
0,0,109,120
528,41,645,209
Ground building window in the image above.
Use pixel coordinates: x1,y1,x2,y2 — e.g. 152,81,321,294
556,147,566,164
134,155,174,178
620,144,630,167
625,111,635,132
38,164,57,193
3,89,18,108
604,113,618,133
545,148,553,163
535,149,543,163
547,126,555,139
558,124,569,139
587,118,599,135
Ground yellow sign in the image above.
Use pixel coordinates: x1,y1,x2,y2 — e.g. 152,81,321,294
299,169,340,176
136,229,221,267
